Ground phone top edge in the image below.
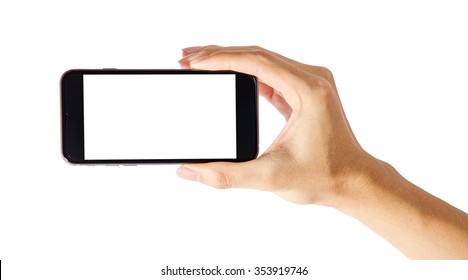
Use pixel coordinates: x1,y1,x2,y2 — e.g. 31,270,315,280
61,69,252,76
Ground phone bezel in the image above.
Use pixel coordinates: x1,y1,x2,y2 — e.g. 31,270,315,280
61,69,258,164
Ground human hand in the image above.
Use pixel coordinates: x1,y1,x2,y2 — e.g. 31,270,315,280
177,46,373,206
176,46,468,259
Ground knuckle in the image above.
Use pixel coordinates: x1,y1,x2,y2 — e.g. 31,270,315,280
318,66,334,81
196,45,220,56
249,46,271,61
257,149,294,188
303,66,335,88
209,169,234,189
248,45,264,51
305,75,333,96
203,44,220,50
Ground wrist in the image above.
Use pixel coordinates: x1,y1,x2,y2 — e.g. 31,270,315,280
325,151,468,259
326,152,392,211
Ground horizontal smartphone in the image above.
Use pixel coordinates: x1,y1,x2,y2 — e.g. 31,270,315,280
61,69,258,164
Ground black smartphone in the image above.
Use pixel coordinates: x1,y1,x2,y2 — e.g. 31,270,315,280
61,69,258,164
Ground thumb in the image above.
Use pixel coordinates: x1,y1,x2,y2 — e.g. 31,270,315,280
177,159,271,190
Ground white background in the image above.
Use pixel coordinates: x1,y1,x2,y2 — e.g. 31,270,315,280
83,74,236,159
1,0,467,279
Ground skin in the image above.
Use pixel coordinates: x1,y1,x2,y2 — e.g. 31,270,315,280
176,45,468,259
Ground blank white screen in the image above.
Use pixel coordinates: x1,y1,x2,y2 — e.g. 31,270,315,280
83,74,236,160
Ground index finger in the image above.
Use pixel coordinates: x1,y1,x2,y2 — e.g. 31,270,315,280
183,46,309,110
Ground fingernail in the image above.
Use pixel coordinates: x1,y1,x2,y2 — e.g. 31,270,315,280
178,52,198,63
177,166,200,181
182,46,203,55
178,61,191,69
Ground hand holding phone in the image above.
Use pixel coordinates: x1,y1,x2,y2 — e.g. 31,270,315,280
61,69,258,164
175,45,468,259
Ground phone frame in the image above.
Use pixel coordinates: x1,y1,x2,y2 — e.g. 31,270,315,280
61,69,258,164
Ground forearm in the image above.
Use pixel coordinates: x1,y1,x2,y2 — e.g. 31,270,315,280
334,155,468,259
